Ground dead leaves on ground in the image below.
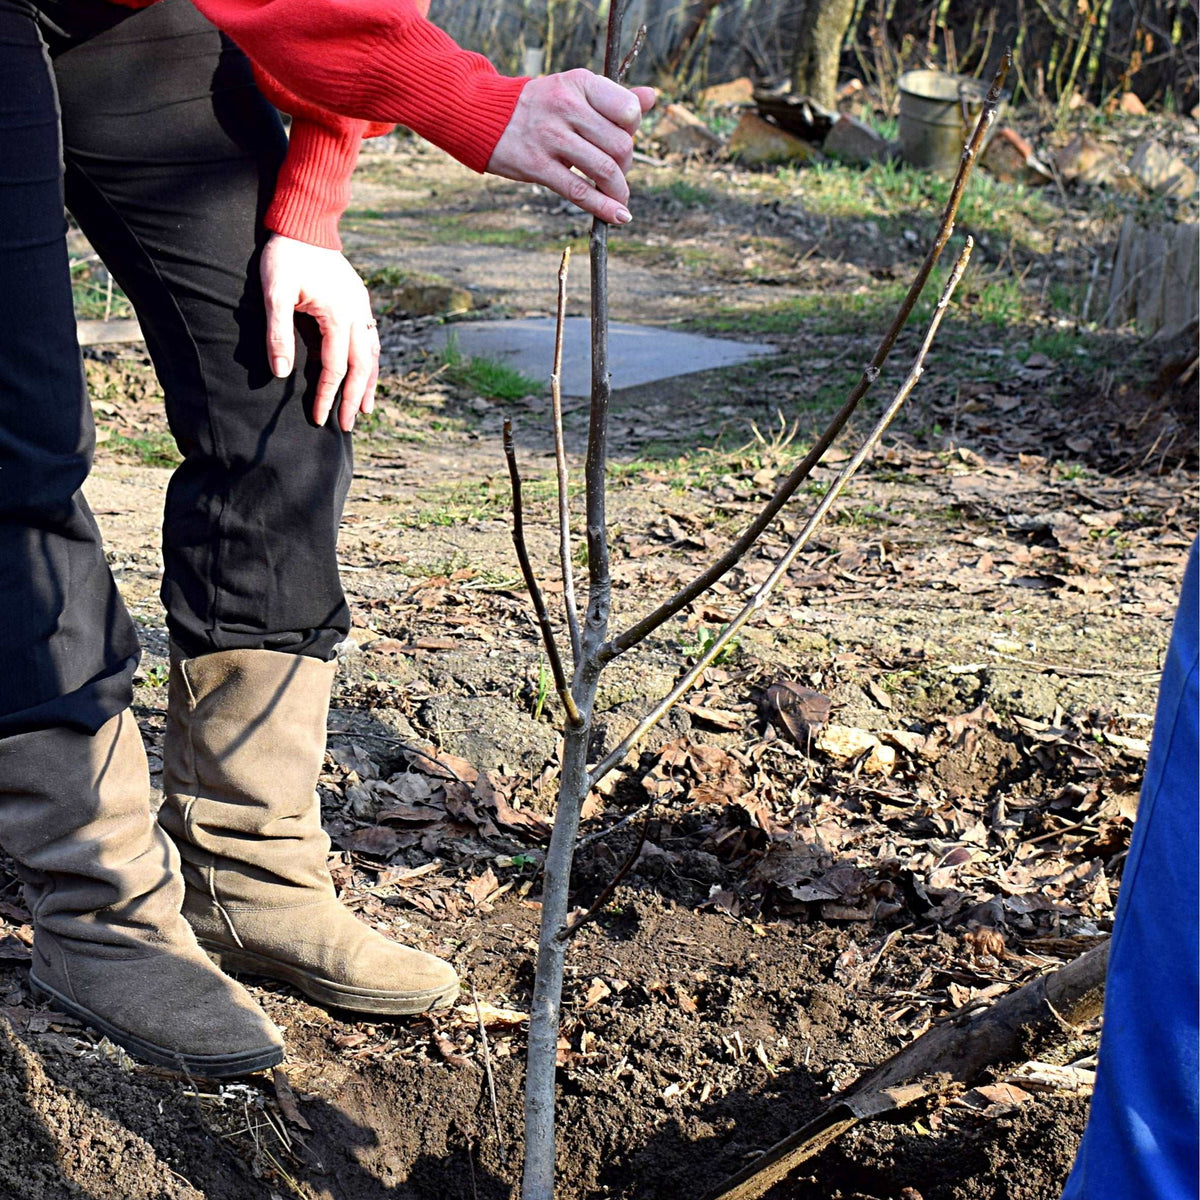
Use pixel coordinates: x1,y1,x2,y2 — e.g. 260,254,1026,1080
613,689,1140,949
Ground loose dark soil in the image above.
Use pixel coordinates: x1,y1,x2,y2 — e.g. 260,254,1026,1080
3,120,1196,1200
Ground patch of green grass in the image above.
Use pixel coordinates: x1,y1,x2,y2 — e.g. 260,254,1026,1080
786,158,1059,250
104,431,180,468
439,334,544,401
693,277,934,335
867,114,899,141
1026,328,1124,372
424,214,584,254
971,277,1025,327
1054,460,1091,481
648,179,717,207
679,624,740,665
71,261,132,321
831,502,888,529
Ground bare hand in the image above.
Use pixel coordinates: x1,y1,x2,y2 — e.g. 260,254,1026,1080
260,233,380,431
486,70,656,224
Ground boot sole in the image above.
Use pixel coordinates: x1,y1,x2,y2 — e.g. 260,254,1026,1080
28,973,284,1079
198,940,460,1016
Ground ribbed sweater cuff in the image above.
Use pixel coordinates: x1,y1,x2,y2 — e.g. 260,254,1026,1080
265,119,363,250
358,27,528,172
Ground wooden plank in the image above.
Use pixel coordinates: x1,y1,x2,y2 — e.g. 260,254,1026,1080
76,318,144,346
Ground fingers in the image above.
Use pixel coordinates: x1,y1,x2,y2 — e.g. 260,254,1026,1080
564,103,636,175
579,72,644,131
263,281,298,378
631,86,657,115
338,319,381,432
362,358,380,417
312,321,350,428
538,160,632,225
558,130,632,205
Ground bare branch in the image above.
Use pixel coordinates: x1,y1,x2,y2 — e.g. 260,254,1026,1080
550,248,582,667
589,238,976,787
602,53,1011,663
472,982,507,1165
503,418,583,727
557,809,653,942
618,24,647,82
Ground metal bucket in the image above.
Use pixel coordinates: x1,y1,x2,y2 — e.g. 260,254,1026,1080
897,70,1004,174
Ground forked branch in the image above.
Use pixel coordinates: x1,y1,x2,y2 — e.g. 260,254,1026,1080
503,419,582,727
601,53,1011,664
589,238,976,787
550,248,582,666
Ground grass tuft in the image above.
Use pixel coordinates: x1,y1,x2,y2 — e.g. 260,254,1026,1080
439,334,544,401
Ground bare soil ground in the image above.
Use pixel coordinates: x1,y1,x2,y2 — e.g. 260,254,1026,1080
2,127,1196,1200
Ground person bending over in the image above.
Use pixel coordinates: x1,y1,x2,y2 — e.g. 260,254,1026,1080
0,0,653,1075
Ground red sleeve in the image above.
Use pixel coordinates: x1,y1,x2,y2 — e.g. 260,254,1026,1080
191,0,528,174
252,64,395,250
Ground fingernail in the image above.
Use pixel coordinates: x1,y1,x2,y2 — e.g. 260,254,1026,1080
272,356,290,377
615,207,632,225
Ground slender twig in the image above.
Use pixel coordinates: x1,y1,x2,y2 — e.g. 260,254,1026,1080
550,248,581,666
601,53,1011,665
557,811,654,942
617,24,647,82
576,800,653,850
588,239,976,788
472,982,507,1166
503,419,582,727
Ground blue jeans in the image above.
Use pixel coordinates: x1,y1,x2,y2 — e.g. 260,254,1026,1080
1061,542,1199,1200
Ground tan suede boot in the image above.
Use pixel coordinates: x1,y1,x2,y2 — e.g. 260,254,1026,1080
160,648,459,1016
0,712,283,1076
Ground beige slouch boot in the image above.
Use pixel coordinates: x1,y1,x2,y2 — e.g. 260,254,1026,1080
160,648,459,1016
0,712,283,1076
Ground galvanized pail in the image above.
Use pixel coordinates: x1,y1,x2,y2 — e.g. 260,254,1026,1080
897,70,1005,174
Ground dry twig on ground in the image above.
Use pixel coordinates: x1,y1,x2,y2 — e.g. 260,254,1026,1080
701,939,1109,1200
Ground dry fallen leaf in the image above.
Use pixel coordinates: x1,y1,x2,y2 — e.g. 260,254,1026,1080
453,1002,527,1029
764,681,831,745
584,978,612,1009
465,867,500,907
963,926,1006,960
432,1031,470,1068
272,1067,313,1131
815,725,896,775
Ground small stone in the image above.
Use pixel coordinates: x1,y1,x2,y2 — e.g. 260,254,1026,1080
983,127,1053,186
652,102,722,155
728,112,816,165
1118,90,1147,115
379,273,474,317
821,113,890,164
1053,132,1122,186
1129,139,1198,200
699,76,754,106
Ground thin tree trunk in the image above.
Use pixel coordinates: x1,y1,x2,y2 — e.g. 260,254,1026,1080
790,0,858,107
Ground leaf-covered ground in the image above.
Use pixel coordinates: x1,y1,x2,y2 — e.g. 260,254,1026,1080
2,118,1196,1200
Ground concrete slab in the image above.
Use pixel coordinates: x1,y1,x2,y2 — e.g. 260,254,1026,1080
427,318,774,397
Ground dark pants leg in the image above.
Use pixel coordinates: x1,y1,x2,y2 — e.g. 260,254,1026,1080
0,0,352,736
0,0,139,736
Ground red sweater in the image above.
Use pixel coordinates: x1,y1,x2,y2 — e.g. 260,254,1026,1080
113,0,529,249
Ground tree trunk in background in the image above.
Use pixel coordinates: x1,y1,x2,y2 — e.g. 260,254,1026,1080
789,0,856,107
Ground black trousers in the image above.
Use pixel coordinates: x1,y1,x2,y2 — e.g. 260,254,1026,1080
0,0,352,736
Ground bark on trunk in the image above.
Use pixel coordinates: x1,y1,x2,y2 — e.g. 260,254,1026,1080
789,0,857,108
